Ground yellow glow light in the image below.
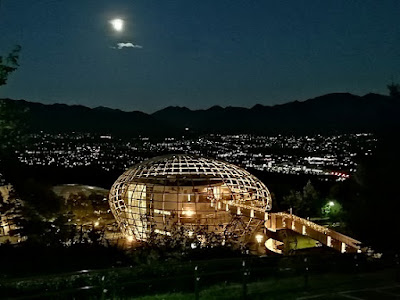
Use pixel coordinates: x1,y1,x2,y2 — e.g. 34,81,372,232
126,235,134,242
182,209,195,217
255,233,263,244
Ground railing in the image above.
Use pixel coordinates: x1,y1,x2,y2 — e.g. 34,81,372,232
217,199,362,253
0,254,395,299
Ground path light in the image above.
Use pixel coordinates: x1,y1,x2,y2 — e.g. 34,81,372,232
255,233,264,244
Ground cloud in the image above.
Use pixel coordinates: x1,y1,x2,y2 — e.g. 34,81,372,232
115,42,143,50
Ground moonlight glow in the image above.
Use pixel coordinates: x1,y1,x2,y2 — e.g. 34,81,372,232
110,18,124,32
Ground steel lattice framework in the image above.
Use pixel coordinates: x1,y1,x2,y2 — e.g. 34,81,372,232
109,154,272,241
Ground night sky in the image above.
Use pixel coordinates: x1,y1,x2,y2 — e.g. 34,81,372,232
0,0,399,112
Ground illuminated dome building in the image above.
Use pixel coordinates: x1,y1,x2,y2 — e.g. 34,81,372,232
109,154,272,242
109,154,362,254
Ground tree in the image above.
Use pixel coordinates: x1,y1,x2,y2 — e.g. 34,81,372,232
282,180,320,218
321,199,343,221
336,135,400,252
0,46,26,156
302,180,320,214
13,179,64,217
282,190,303,214
0,45,21,86
0,100,27,155
387,82,400,99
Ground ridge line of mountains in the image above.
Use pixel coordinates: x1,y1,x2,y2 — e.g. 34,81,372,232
1,92,399,136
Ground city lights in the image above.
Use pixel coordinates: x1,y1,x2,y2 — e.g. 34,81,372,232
16,132,376,181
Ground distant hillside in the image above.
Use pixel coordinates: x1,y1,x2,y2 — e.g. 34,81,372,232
152,93,400,134
1,93,399,136
0,99,178,137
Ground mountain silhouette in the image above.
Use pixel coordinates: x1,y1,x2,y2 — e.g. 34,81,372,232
0,99,176,137
1,93,399,136
152,93,400,134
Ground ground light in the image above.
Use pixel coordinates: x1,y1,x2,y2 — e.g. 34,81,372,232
255,233,264,244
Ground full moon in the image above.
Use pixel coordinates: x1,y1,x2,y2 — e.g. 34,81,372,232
110,18,124,32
